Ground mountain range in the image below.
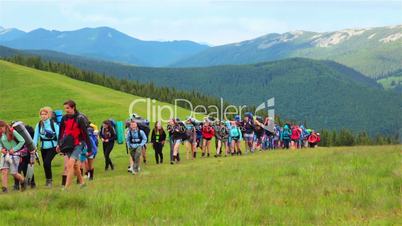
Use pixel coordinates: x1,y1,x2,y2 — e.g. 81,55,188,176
0,26,209,67
172,25,402,79
1,25,402,78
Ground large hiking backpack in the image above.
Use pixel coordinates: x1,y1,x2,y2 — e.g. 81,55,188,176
282,125,291,140
52,110,63,125
11,121,35,152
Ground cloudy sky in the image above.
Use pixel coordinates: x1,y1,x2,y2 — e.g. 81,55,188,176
1,0,401,45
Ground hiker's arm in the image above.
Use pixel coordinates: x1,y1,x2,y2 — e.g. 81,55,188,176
33,123,40,147
125,132,131,149
140,131,147,147
78,117,92,152
58,117,65,145
12,130,25,152
54,122,60,141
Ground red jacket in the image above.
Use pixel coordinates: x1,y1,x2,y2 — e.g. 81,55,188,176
58,113,92,150
202,125,215,139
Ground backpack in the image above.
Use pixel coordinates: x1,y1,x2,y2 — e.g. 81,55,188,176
52,110,63,125
230,127,240,138
87,127,98,154
10,121,36,152
282,128,291,140
108,119,117,131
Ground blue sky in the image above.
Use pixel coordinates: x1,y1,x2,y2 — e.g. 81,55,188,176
1,0,401,45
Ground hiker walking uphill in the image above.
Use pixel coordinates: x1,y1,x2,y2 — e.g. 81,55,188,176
184,117,197,160
56,100,93,190
241,113,255,154
214,120,229,157
33,107,59,188
281,124,292,149
99,120,117,171
0,120,27,193
201,119,215,157
126,119,147,174
169,118,186,164
150,121,166,164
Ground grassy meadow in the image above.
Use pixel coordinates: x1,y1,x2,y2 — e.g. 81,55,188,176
0,61,401,225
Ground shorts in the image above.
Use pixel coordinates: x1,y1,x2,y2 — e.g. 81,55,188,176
0,154,20,174
244,133,254,142
67,143,85,160
254,136,263,145
185,135,196,144
174,139,182,145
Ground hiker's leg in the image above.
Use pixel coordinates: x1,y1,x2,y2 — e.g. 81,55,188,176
64,157,75,188
216,140,222,155
103,142,109,169
133,148,141,172
154,144,159,164
1,169,8,188
43,148,57,180
74,161,84,184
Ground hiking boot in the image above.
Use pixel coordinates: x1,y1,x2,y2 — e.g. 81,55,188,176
2,187,8,193
20,180,27,192
13,184,20,191
46,179,53,188
201,152,205,157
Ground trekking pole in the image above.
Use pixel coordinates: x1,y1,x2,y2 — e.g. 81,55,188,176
34,151,41,166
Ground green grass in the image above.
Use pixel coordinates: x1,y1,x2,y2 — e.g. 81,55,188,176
0,61,401,225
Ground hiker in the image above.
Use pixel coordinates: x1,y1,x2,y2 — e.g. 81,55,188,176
184,117,197,160
274,125,281,149
195,122,203,154
56,100,92,189
300,125,310,148
0,120,27,193
214,120,229,157
14,123,36,190
241,113,255,154
150,121,166,164
33,107,59,187
171,118,186,164
228,121,242,155
99,120,116,170
308,131,321,148
129,114,150,165
291,125,302,149
281,124,292,149
201,119,215,157
81,123,98,180
253,117,265,152
126,119,147,174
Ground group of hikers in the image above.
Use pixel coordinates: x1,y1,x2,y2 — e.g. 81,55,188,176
0,100,321,193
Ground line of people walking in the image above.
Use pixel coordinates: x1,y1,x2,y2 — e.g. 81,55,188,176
0,100,320,193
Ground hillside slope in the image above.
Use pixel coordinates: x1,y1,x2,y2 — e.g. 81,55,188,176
0,60,191,125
